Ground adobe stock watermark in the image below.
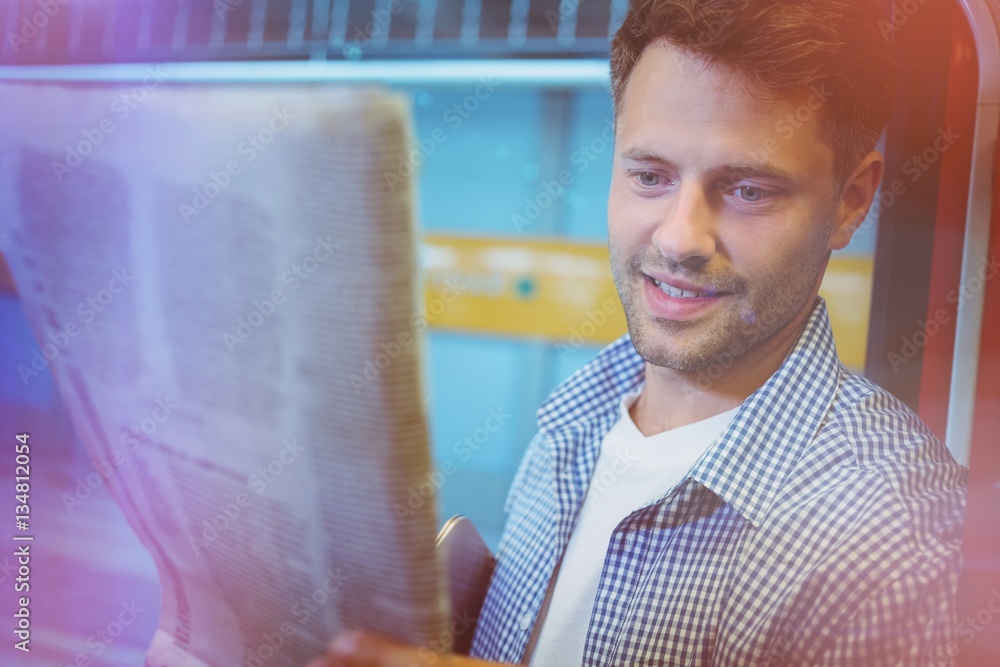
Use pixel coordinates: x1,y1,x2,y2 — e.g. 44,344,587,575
6,0,70,54
179,106,296,223
393,407,511,521
878,0,931,39
858,126,961,237
239,566,350,666
586,445,640,502
223,235,340,353
288,567,351,629
887,253,999,372
240,570,352,667
692,348,745,392
384,77,500,192
337,0,404,59
188,437,306,556
513,118,614,233
746,84,834,165
759,626,805,667
0,557,14,585
51,67,168,182
556,299,622,360
59,600,146,667
655,0,752,72
928,588,1000,665
17,267,135,386
241,621,297,667
213,0,245,20
413,609,480,664
546,0,582,31
349,276,470,394
62,396,180,514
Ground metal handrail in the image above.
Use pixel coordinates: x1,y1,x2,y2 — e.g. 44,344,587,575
0,59,612,88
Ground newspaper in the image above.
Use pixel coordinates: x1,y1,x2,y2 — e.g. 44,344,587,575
0,81,448,666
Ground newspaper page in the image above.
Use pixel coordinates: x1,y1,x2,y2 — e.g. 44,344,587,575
0,81,448,667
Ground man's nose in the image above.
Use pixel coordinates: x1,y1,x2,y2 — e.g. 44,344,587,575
650,184,717,266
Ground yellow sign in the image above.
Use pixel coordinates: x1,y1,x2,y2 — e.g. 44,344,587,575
423,235,872,369
423,235,627,345
818,255,873,370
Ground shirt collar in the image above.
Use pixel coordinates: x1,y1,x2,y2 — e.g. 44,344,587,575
689,299,841,527
536,332,645,433
537,298,842,528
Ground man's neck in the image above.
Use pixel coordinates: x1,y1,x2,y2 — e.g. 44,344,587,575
629,307,814,436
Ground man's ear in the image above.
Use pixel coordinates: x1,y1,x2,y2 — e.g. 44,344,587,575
829,150,884,250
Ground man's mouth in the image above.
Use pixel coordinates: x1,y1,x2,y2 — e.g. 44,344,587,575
651,278,715,299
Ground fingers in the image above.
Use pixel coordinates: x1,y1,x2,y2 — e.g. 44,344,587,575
309,630,447,667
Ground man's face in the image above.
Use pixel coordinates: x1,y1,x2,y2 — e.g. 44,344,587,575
609,41,851,372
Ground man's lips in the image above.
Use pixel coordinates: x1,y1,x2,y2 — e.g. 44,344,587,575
640,272,734,321
644,272,729,299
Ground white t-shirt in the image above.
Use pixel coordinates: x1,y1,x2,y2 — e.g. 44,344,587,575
529,391,739,667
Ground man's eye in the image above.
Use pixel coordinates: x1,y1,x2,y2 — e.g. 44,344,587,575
636,171,660,187
733,185,766,202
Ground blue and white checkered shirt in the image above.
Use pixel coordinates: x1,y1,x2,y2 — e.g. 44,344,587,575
470,300,967,666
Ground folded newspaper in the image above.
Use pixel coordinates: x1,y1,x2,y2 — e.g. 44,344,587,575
0,81,448,666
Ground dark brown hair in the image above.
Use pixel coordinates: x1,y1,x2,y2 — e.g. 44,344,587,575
610,0,899,187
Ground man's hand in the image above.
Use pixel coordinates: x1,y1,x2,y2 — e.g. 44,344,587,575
306,630,508,667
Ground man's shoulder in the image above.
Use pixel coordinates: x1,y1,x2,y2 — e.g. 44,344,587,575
787,365,967,543
823,367,960,471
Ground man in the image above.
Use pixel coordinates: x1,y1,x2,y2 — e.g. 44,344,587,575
311,0,966,665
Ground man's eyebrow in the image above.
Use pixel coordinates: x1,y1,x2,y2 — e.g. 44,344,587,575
724,161,795,182
619,148,795,182
619,148,677,167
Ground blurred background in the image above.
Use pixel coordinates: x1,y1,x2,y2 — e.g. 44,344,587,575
0,0,998,666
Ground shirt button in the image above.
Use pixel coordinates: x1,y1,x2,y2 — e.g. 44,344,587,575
624,533,636,550
519,612,533,631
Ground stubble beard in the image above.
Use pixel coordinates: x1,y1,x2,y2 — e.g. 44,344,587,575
610,244,829,373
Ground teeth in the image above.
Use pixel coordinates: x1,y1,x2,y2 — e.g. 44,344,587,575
653,279,703,298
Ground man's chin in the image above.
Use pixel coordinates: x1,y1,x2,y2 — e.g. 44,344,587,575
625,313,755,375
637,351,717,373
629,331,719,373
